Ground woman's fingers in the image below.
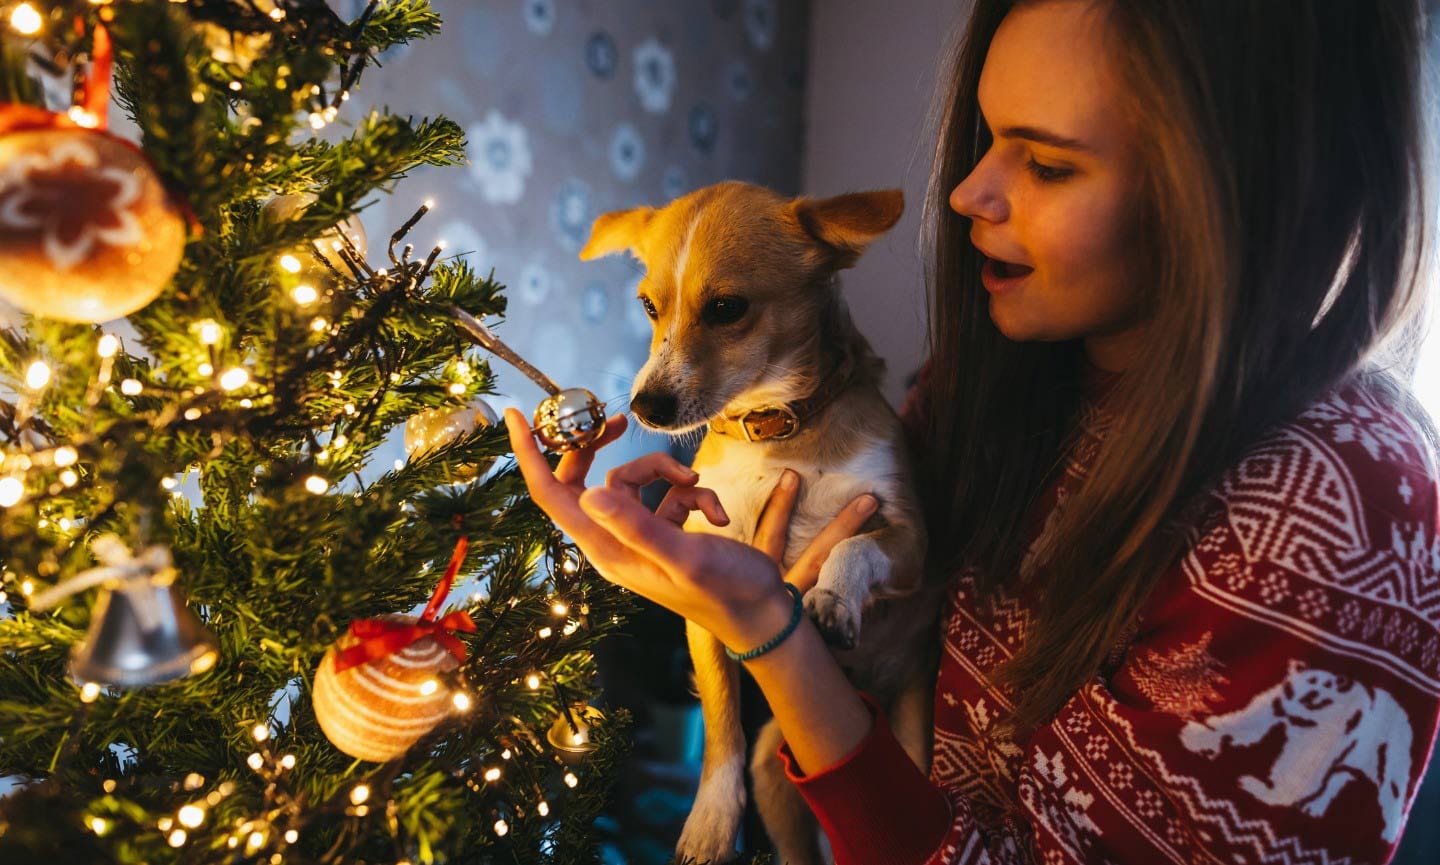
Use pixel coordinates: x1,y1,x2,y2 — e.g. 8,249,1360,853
655,485,729,527
785,493,878,593
604,452,700,497
554,413,629,486
752,470,800,563
578,486,698,571
504,409,569,509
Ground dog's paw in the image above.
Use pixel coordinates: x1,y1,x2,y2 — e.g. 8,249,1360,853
805,587,860,649
676,776,744,864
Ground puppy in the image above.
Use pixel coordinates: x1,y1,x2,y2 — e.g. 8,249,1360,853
581,181,939,865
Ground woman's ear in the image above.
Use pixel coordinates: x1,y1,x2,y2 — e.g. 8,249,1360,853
579,206,657,261
789,189,905,265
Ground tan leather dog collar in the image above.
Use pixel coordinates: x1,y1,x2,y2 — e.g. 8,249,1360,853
708,363,852,443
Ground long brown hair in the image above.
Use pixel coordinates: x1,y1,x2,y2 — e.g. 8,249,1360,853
917,0,1435,728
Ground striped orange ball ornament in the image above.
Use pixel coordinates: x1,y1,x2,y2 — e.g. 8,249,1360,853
312,615,458,763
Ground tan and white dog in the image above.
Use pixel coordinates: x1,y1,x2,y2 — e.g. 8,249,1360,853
581,181,939,864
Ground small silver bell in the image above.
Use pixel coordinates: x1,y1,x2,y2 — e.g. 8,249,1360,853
533,388,607,452
70,573,219,687
31,537,218,688
546,702,605,764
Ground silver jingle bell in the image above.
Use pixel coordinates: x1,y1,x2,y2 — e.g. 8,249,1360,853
546,702,605,765
533,388,607,452
70,568,219,687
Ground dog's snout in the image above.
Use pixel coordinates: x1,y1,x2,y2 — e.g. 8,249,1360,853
631,389,679,427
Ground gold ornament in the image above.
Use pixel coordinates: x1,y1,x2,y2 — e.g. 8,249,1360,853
546,702,605,764
312,615,460,762
404,397,499,480
0,127,187,323
261,192,368,291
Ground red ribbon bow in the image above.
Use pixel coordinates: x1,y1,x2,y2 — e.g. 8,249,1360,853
333,537,475,673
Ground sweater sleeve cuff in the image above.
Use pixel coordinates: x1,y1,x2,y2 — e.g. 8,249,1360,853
777,694,951,865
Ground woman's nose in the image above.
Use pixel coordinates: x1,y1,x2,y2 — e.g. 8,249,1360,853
949,159,1007,223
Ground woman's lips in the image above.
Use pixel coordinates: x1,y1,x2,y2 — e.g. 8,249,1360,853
980,257,1034,293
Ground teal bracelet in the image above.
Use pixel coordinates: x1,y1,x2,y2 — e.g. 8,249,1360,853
725,583,805,662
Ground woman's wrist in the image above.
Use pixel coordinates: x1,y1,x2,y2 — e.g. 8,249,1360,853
715,583,800,656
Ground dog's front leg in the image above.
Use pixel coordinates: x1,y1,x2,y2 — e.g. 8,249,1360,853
677,620,747,863
805,528,906,650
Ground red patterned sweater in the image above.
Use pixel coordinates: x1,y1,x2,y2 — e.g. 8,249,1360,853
779,373,1440,864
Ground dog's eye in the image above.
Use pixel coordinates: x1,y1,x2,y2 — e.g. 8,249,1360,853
702,296,749,326
640,297,658,320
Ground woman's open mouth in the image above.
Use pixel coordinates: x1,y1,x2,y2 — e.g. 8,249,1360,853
980,257,1034,293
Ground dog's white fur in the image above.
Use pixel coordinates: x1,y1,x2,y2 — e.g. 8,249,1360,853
582,181,940,864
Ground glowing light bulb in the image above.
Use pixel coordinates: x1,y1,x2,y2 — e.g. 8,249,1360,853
279,254,302,273
219,368,250,391
178,805,204,828
537,800,549,817
447,382,465,395
552,601,568,616
167,829,187,847
452,692,472,711
120,379,143,396
526,673,541,689
483,767,501,782
292,284,317,305
493,818,508,837
0,477,23,508
247,752,264,770
25,361,51,389
304,476,328,494
279,754,296,769
89,817,110,835
310,317,328,332
79,682,100,703
349,784,370,805
419,679,439,696
60,469,78,487
197,362,214,376
53,446,77,467
97,334,119,358
564,772,579,788
198,320,223,345
537,626,553,639
252,723,269,742
283,829,298,844
10,3,41,35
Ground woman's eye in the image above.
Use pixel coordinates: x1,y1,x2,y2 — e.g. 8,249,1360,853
702,296,749,326
1026,158,1073,183
641,297,658,320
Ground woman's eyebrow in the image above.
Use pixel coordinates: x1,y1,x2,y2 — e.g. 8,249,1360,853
995,124,1093,153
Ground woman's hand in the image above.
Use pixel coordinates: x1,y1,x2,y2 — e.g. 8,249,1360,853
503,410,875,651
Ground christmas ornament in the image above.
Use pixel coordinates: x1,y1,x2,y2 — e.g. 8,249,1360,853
29,536,218,687
546,702,605,764
262,192,368,293
404,396,500,480
313,538,475,762
0,26,188,324
450,307,607,452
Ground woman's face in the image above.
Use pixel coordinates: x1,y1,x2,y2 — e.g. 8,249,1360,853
949,0,1148,371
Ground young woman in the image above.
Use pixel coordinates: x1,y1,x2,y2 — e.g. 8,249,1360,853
505,0,1440,862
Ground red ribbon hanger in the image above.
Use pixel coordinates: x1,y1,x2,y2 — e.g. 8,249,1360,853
0,19,111,135
334,536,476,673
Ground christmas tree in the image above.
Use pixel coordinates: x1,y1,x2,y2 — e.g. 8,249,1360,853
0,2,632,862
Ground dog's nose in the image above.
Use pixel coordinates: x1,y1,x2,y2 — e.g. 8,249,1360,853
631,389,678,426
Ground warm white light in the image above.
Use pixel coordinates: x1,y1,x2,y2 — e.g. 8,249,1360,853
447,382,465,395
228,81,242,92
267,6,284,19
562,620,579,636
198,320,222,345
493,819,508,837
483,767,501,782
419,679,439,696
184,773,204,790
220,368,250,391
178,805,204,828
536,801,549,817
283,829,298,844
80,682,100,703
247,831,265,851
552,601,568,616
291,284,317,305
184,408,202,421
162,477,177,490
9,3,42,35
310,317,328,332
60,469,78,487
526,673,541,689
423,198,435,210
279,753,296,769
500,748,512,760
97,334,119,358
562,557,579,574
349,784,370,805
247,752,264,770
0,477,23,508
66,107,99,128
25,361,51,389
168,829,187,847
304,475,328,494
537,626,553,639
20,579,33,596
564,772,578,788
452,692,472,711
120,379,143,396
197,362,214,376
308,112,325,130
331,434,347,449
53,446,77,467
279,254,302,273
252,723,270,742
88,817,110,836
102,779,116,793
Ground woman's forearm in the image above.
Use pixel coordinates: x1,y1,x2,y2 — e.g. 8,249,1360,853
729,593,874,775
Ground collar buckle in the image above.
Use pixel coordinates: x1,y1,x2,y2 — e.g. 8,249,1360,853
739,405,800,442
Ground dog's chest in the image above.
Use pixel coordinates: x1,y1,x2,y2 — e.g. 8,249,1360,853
688,435,900,570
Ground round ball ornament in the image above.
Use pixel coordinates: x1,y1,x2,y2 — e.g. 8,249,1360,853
262,192,368,291
312,614,467,762
404,397,500,479
533,387,607,452
0,126,187,323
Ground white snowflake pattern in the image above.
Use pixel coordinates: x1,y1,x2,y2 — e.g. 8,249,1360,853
633,38,676,114
1258,571,1290,605
661,165,688,201
0,137,145,271
1296,587,1330,620
518,262,554,306
608,123,646,183
549,178,594,251
467,111,533,205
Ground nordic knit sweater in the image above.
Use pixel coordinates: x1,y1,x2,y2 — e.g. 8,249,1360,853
778,372,1440,864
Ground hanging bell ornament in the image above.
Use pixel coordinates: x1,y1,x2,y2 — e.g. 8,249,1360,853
546,702,605,765
29,536,218,687
449,307,607,452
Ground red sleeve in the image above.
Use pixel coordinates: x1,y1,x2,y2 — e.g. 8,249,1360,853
777,694,953,865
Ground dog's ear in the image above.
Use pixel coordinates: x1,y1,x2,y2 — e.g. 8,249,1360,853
790,189,904,265
579,206,657,261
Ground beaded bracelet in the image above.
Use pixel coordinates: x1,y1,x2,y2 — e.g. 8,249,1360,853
724,583,805,662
